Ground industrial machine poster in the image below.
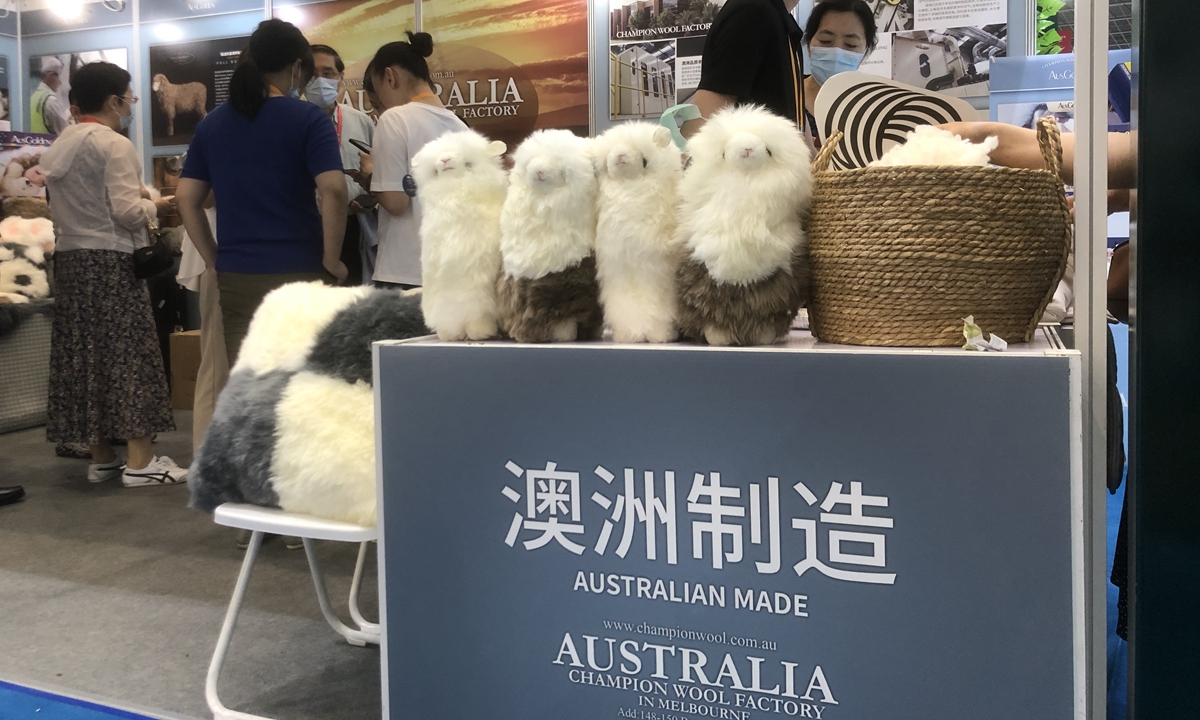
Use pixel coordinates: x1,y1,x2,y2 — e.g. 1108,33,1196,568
277,0,589,148
608,0,720,120
608,0,1006,121
856,0,1006,98
378,344,1080,720
148,36,250,147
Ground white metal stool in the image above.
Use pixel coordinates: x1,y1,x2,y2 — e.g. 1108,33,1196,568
206,503,380,720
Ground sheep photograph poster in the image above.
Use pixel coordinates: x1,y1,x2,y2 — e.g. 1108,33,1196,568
275,0,589,148
148,36,250,147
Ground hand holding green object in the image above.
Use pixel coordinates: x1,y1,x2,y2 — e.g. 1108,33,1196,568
659,104,702,151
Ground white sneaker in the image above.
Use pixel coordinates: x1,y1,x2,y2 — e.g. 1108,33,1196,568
87,459,125,483
122,456,188,488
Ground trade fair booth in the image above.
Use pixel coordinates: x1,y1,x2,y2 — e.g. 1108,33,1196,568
0,0,1151,719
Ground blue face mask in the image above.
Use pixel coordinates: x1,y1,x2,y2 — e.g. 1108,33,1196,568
117,98,132,131
808,46,864,85
306,77,340,108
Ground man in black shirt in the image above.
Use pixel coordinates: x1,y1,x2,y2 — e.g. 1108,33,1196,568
682,0,806,138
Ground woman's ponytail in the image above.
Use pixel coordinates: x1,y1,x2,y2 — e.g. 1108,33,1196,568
227,18,314,119
370,32,436,88
228,53,267,119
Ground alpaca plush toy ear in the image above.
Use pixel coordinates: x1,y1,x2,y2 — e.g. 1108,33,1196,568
653,126,673,149
487,140,507,157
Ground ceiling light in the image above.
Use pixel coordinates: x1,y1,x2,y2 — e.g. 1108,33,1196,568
276,6,305,25
154,23,183,42
48,0,84,20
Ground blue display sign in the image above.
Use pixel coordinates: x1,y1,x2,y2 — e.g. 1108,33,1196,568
376,342,1083,720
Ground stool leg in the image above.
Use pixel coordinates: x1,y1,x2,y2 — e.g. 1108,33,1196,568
348,541,380,633
302,538,380,646
206,531,275,720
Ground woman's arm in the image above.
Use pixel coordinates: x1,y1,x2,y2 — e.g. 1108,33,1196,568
374,190,410,217
941,122,1135,188
681,90,737,140
105,142,159,232
315,169,349,284
176,178,217,268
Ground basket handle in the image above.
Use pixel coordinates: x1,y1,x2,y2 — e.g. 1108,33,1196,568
1035,115,1065,181
812,130,843,172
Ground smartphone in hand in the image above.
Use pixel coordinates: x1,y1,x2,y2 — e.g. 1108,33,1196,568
349,138,372,154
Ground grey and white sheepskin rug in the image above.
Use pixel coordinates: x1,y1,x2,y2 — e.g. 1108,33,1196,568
188,283,428,525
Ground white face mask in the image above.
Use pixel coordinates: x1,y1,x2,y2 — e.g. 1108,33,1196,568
306,77,340,108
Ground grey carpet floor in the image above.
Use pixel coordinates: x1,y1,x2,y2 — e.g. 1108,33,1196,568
0,412,381,719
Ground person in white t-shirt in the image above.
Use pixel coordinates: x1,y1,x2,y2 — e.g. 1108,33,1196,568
348,33,466,289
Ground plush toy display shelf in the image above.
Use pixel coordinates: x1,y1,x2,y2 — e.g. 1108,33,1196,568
807,116,1072,347
0,298,53,433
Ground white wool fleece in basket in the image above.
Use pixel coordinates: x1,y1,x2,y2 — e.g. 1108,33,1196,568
869,125,999,168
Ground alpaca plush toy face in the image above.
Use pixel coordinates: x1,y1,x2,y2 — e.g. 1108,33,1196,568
597,124,677,182
724,131,772,173
412,130,506,188
688,104,811,181
512,129,593,193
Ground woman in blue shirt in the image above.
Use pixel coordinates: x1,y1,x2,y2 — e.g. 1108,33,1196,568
176,19,348,367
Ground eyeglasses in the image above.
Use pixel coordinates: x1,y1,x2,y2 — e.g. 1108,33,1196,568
118,95,139,105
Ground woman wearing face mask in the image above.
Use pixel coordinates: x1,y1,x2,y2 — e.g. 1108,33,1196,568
39,62,187,487
175,19,348,368
349,33,466,290
802,0,877,140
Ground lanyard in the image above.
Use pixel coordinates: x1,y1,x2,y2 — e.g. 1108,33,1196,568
335,105,343,142
787,37,805,135
79,117,106,125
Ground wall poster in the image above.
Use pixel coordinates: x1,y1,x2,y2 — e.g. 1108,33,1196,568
853,0,1006,99
27,49,129,134
279,0,589,149
608,0,724,121
148,36,251,148
0,132,54,199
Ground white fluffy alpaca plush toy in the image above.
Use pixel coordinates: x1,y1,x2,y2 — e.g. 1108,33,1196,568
593,122,684,343
498,129,603,343
870,125,999,167
675,105,813,346
412,130,508,341
0,215,55,303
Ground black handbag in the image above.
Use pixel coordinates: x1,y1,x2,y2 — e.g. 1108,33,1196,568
133,221,172,280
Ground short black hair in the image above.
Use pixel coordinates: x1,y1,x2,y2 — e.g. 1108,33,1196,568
71,62,132,114
311,44,345,73
804,0,879,53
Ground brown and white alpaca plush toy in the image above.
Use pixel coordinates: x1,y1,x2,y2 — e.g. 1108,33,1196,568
593,122,684,343
675,105,813,346
497,129,602,343
411,129,508,341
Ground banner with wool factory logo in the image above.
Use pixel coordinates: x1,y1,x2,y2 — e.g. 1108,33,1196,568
276,0,588,149
376,341,1080,720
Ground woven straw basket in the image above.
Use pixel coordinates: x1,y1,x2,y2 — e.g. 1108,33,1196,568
806,116,1072,347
